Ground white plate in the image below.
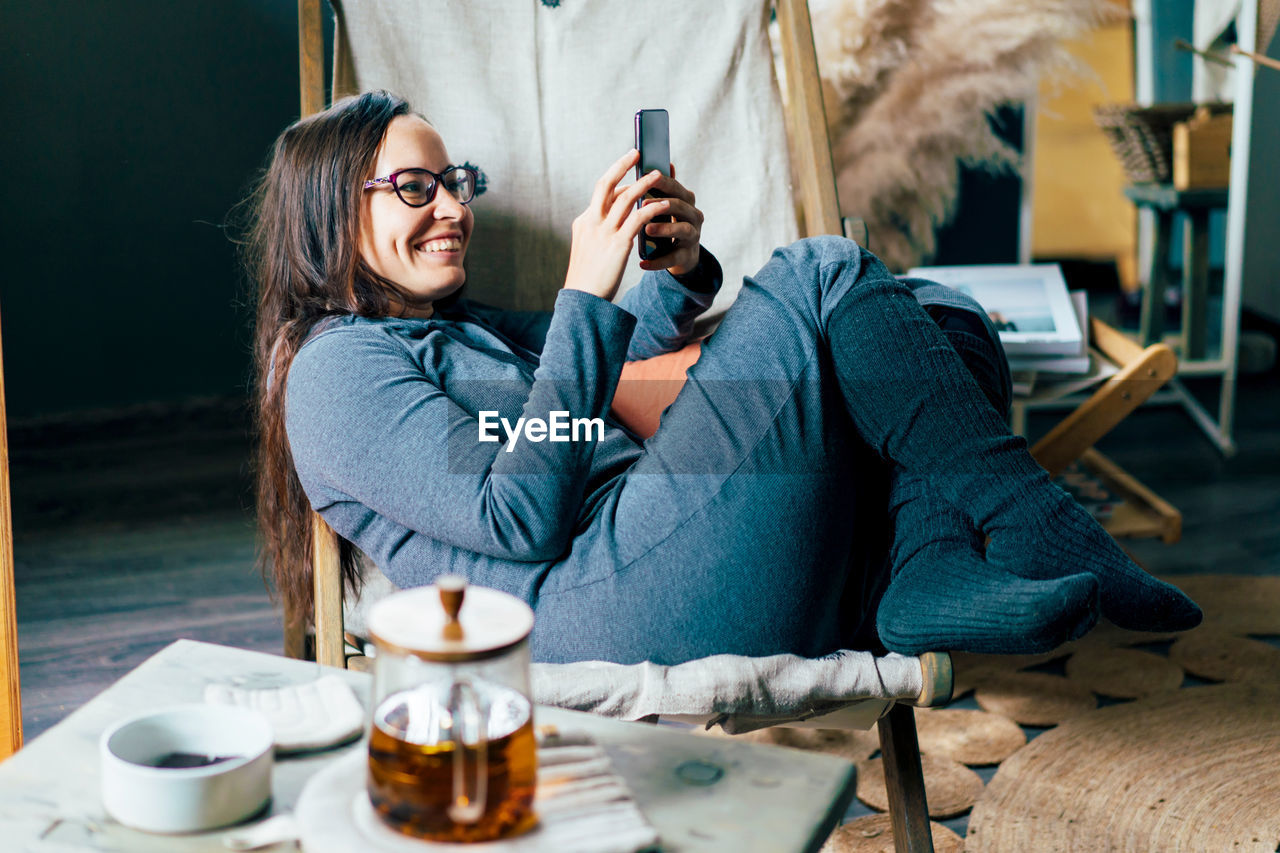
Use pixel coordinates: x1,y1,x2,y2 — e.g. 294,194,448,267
296,744,659,853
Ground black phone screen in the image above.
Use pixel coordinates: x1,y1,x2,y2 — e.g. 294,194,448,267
635,109,674,260
636,109,671,177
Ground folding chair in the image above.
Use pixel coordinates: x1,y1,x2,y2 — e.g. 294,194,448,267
285,2,971,849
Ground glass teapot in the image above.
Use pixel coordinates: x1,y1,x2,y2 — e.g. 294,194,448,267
365,576,537,842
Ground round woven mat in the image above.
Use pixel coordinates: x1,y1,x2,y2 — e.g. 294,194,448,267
912,707,1025,765
821,814,964,853
974,671,1096,726
1065,646,1185,698
967,683,1280,852
1171,574,1280,636
856,753,984,819
1168,630,1280,683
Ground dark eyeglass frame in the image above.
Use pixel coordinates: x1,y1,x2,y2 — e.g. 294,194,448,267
362,165,479,207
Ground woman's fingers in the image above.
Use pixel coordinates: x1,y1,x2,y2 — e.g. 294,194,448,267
647,195,703,230
591,149,641,211
650,173,695,205
621,196,672,238
607,169,664,226
641,219,698,241
590,154,694,218
638,220,699,271
569,153,705,297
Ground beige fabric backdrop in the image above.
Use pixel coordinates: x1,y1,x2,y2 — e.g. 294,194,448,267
333,0,800,319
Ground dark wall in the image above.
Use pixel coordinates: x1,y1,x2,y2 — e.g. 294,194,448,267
0,1,306,419
932,105,1024,267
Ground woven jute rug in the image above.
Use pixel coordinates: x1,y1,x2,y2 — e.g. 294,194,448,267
822,814,964,853
856,753,985,819
973,671,1097,726
1064,645,1185,698
912,707,1025,765
949,648,1076,699
1172,574,1280,637
729,724,881,762
966,682,1280,852
1168,628,1280,683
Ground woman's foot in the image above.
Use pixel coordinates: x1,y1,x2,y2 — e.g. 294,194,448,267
876,472,1100,656
876,554,1099,656
983,484,1202,633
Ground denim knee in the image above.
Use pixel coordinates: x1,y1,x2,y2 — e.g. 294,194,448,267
785,235,866,284
759,236,903,333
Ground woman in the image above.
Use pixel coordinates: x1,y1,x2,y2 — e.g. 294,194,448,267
249,91,1199,664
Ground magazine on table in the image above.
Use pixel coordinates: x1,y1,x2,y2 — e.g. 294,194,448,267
905,263,1083,357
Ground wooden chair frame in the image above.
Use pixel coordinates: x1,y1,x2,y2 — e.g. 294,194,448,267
285,2,1179,849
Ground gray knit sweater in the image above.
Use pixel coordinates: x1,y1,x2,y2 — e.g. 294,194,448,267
285,263,721,608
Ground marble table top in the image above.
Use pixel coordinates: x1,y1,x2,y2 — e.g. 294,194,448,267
0,640,856,852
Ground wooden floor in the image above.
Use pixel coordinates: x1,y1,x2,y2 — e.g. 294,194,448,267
9,398,281,740
9,363,1280,744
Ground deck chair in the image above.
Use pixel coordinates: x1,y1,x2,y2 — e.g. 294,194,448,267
0,318,21,762
290,0,944,848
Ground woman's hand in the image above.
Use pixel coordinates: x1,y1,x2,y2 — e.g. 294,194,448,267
639,163,703,278
563,150,679,301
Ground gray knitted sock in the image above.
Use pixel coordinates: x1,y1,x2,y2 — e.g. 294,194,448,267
876,471,1098,655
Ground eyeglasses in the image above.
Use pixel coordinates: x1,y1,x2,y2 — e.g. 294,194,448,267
363,165,479,207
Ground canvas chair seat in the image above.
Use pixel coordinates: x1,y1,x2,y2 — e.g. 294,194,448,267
341,556,952,735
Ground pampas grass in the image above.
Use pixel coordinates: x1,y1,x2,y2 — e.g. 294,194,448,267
810,0,1126,270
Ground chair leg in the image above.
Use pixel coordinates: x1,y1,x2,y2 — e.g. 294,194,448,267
877,702,934,853
282,596,309,661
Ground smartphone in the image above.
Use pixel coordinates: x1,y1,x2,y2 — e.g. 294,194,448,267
635,109,675,260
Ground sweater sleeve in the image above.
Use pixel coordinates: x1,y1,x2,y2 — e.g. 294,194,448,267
285,289,637,562
617,247,722,361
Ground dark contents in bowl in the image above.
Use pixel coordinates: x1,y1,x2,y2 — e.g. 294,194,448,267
144,752,240,769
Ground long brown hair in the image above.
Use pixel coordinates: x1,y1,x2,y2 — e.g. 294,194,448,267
245,91,410,627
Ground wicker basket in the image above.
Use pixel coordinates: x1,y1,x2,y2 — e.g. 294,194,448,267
1093,102,1232,184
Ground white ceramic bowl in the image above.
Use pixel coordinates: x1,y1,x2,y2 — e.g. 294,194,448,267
99,704,274,834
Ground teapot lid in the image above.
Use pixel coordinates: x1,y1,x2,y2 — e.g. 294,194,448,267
367,576,534,662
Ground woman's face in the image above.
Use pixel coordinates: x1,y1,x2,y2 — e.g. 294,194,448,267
358,115,474,315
